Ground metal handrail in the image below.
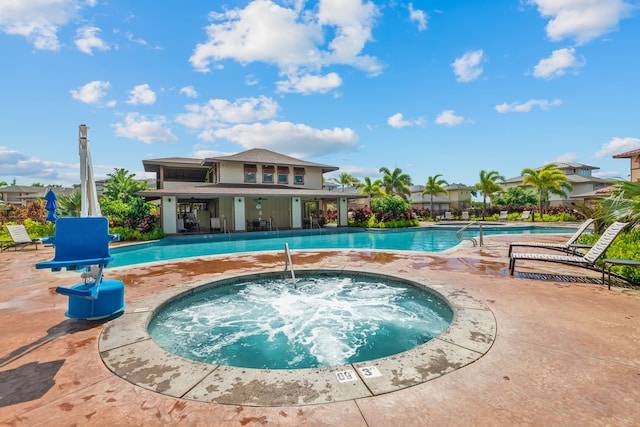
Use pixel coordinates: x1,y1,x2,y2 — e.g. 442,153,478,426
456,221,483,246
284,243,296,285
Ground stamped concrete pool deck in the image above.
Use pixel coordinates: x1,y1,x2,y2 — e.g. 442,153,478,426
1,230,640,426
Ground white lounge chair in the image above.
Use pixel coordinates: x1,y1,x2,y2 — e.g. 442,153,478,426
444,211,453,220
507,218,595,256
509,221,629,281
461,211,469,221
2,225,40,251
499,211,508,221
520,210,531,221
210,217,221,233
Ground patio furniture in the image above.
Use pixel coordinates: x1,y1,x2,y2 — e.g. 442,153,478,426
444,211,453,220
461,211,469,221
520,210,531,221
507,218,595,256
499,211,508,221
210,217,221,233
35,217,125,319
508,221,629,283
2,225,40,251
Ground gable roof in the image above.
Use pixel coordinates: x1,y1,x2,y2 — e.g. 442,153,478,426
206,148,339,173
612,148,640,158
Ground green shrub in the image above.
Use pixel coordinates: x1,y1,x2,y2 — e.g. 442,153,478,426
579,228,640,283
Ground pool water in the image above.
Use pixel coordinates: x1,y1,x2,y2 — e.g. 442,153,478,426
110,225,577,268
148,274,454,369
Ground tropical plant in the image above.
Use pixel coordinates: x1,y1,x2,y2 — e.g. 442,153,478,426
57,191,82,217
475,170,505,220
571,200,607,233
494,187,538,206
601,180,640,227
422,174,448,217
331,172,359,192
379,167,412,200
102,168,148,201
521,164,572,218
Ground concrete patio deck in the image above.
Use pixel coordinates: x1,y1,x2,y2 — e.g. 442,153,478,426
1,232,639,426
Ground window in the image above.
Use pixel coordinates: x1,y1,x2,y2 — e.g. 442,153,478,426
580,169,590,177
244,164,257,183
262,165,275,183
278,166,289,184
294,167,305,185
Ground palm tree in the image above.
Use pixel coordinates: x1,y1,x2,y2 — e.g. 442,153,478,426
521,164,572,219
379,167,412,200
422,174,448,217
103,168,148,201
601,180,640,227
475,170,505,220
357,177,384,207
331,172,359,192
57,190,82,217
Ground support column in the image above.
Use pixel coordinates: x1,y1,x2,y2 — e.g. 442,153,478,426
162,196,177,234
234,197,246,231
291,197,302,229
339,197,348,227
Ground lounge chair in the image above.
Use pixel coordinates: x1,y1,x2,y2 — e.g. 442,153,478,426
520,210,531,221
499,211,508,221
508,221,629,281
507,218,595,256
210,217,221,233
2,225,40,251
461,211,469,221
444,211,453,220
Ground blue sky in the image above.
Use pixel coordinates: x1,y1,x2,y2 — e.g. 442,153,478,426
1,0,639,189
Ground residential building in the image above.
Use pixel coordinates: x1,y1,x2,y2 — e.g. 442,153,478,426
502,162,613,206
139,148,366,234
0,185,75,206
612,148,640,182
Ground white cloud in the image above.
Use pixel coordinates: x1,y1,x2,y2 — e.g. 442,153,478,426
276,72,342,94
70,80,111,104
190,0,382,91
533,48,584,79
408,3,428,31
113,113,178,143
0,146,75,183
594,137,640,158
176,96,280,130
179,86,198,98
451,50,484,83
495,99,562,113
435,110,465,126
387,113,424,128
126,84,157,105
214,121,358,158
528,0,634,45
0,0,80,50
554,152,577,163
75,26,109,54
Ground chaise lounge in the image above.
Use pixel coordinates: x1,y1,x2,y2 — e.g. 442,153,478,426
2,225,40,251
508,221,629,283
507,218,595,256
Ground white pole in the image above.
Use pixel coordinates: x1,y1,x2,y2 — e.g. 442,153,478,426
79,124,101,217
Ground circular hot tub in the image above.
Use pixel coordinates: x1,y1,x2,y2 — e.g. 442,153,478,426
99,268,496,406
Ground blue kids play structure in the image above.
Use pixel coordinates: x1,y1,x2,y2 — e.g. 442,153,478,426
36,216,125,320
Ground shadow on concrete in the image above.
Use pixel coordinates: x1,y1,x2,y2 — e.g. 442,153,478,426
0,360,64,408
0,315,119,369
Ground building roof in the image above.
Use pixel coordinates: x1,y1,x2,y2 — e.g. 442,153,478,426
612,148,640,158
139,183,366,199
206,148,339,173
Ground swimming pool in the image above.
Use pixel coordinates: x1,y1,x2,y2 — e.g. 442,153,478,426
109,224,577,268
